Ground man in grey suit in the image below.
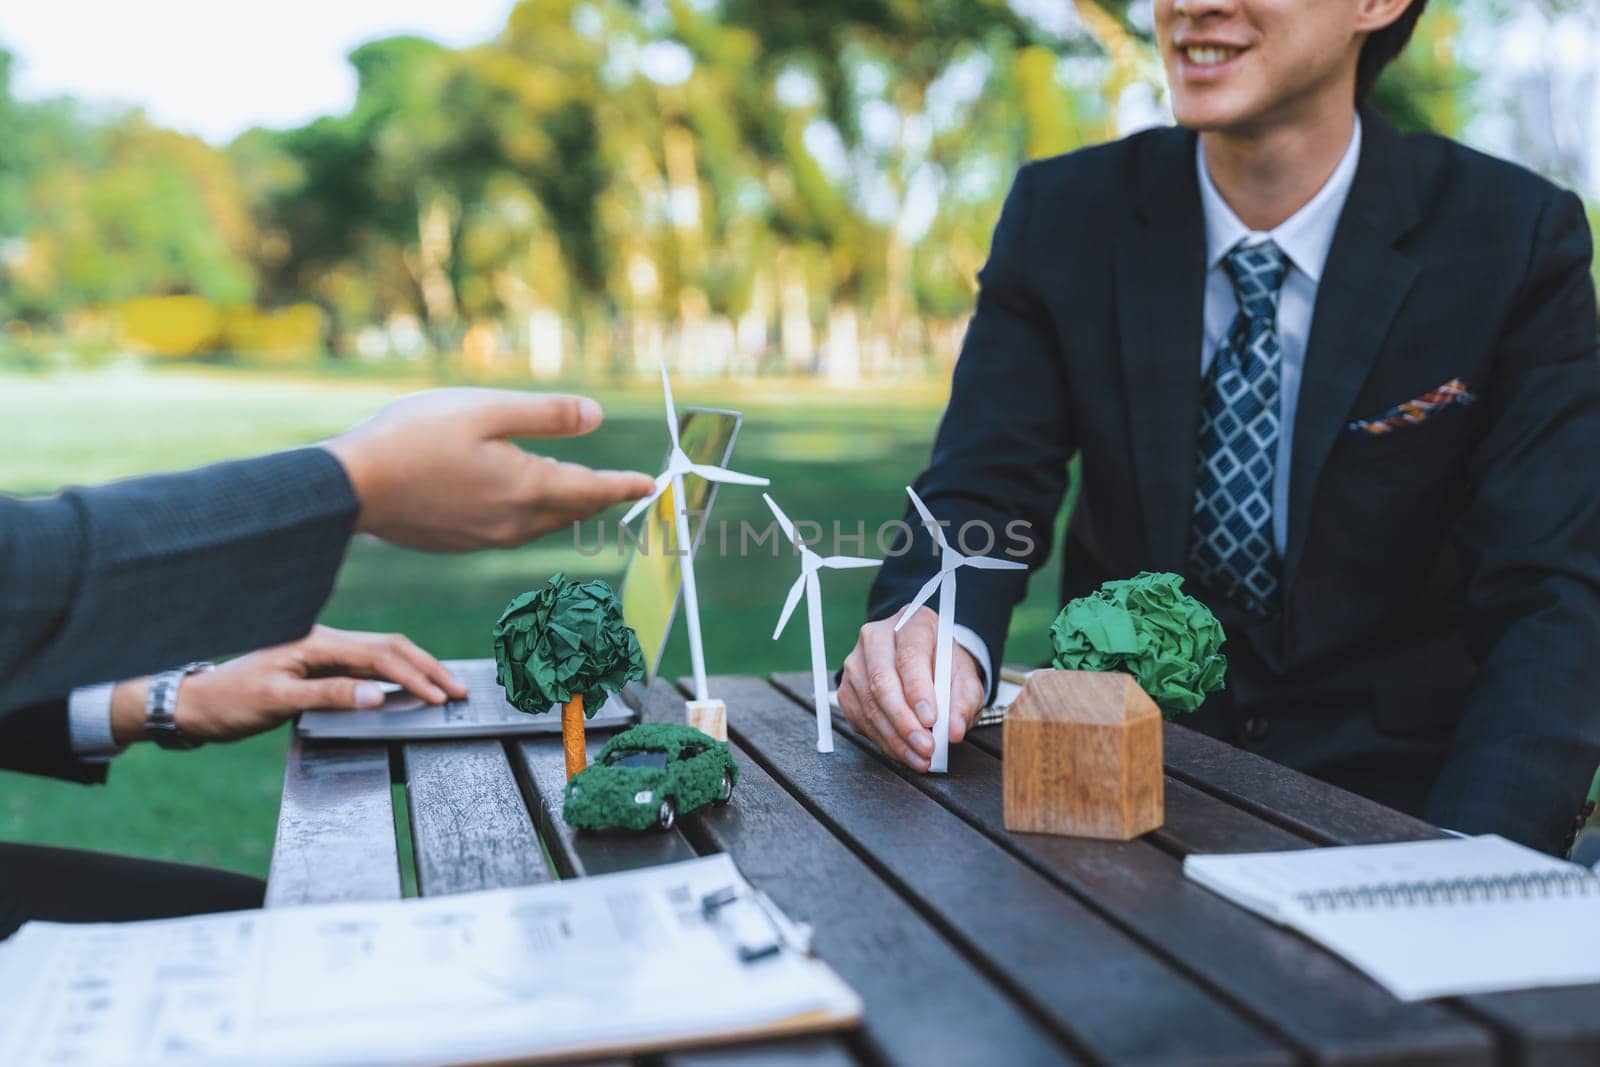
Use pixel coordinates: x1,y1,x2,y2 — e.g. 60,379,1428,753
0,386,654,932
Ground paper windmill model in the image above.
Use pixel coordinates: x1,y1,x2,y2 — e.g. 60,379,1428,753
893,486,1026,773
622,366,768,740
492,573,645,780
764,493,881,753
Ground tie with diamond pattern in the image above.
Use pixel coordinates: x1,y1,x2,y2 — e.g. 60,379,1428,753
1189,239,1289,616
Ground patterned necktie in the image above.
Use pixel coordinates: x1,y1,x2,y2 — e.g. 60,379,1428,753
1189,239,1289,616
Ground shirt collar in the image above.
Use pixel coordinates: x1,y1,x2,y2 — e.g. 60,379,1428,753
1197,112,1362,283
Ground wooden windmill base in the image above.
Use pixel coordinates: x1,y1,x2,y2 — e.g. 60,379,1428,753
686,699,728,741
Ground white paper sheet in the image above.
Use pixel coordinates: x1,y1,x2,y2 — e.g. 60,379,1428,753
0,855,859,1067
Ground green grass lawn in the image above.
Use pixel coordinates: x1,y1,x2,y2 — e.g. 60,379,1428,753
0,363,1070,877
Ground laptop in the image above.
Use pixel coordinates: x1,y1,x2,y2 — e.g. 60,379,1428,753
296,408,744,741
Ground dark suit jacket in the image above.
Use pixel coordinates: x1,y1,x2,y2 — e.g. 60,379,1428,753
0,447,359,731
869,107,1600,855
0,699,107,784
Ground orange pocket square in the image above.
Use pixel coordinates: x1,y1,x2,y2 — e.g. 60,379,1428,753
1347,378,1475,436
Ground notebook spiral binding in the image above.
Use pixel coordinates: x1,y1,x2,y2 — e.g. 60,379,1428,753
1296,868,1600,913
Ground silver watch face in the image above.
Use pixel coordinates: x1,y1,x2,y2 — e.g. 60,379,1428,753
145,666,206,749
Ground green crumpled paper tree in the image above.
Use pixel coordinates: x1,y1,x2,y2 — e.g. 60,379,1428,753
493,572,645,779
1048,571,1226,718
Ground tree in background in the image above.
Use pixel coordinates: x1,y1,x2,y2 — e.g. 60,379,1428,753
0,49,256,328
1,2,1523,371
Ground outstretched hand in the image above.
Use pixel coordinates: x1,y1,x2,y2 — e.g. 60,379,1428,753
110,626,471,745
322,388,656,552
837,605,986,772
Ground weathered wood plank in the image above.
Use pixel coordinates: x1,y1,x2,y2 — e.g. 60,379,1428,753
1164,727,1600,1067
662,680,1082,1067
509,681,701,878
773,673,1496,1067
267,732,401,907
510,681,860,1067
1453,988,1600,1067
984,702,1600,1067
717,676,1286,1067
967,726,1330,858
401,739,550,895
660,1038,860,1067
1155,783,1600,1067
511,733,699,879
1160,724,1447,845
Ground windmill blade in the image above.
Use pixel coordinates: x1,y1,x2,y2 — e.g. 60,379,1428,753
763,493,799,546
903,486,949,550
819,555,881,570
687,462,769,486
960,555,1028,572
620,471,672,525
772,574,807,640
892,572,944,632
659,364,681,450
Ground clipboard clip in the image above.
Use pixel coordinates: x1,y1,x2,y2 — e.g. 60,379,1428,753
701,884,814,962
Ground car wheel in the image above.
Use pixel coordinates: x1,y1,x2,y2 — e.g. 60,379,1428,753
714,770,734,805
656,798,677,830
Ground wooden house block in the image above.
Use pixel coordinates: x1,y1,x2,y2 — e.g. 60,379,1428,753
1002,670,1163,840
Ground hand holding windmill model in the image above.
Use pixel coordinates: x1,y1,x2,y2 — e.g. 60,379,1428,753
624,369,1022,768
892,487,1026,773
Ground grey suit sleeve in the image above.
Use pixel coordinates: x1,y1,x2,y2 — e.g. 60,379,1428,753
0,447,360,713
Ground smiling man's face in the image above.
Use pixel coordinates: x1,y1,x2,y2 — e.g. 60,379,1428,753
1154,0,1376,133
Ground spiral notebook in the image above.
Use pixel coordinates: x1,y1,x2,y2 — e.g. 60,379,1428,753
1184,834,1600,1000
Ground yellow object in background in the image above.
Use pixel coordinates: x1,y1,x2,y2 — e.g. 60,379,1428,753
224,303,326,362
116,295,226,356
114,297,325,360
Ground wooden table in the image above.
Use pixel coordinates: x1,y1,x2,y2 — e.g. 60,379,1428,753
267,674,1600,1067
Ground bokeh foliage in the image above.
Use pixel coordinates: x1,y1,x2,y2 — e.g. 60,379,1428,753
0,1,1505,372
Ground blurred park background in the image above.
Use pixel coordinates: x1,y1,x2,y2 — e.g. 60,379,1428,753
2,0,1598,877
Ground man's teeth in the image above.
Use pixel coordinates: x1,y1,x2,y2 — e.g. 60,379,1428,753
1185,47,1240,65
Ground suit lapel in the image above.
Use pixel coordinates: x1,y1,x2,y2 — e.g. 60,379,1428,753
1117,125,1207,572
1281,110,1421,592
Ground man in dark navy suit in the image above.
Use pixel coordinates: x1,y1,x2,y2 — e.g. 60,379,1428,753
842,0,1600,855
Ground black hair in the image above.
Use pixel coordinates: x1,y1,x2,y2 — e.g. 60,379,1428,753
1356,0,1430,100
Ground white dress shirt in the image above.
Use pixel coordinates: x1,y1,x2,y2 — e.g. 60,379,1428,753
958,113,1363,690
1197,112,1362,555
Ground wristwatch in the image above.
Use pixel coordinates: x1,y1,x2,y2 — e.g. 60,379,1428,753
145,662,214,750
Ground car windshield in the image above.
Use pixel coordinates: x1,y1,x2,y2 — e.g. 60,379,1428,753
605,748,668,770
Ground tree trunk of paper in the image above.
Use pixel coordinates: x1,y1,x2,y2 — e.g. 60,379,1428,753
563,695,587,780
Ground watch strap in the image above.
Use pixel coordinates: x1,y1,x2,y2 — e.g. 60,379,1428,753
145,662,213,750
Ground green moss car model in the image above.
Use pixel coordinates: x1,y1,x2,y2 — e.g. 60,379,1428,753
562,723,738,831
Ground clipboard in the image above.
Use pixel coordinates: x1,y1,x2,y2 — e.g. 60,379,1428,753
0,855,862,1067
